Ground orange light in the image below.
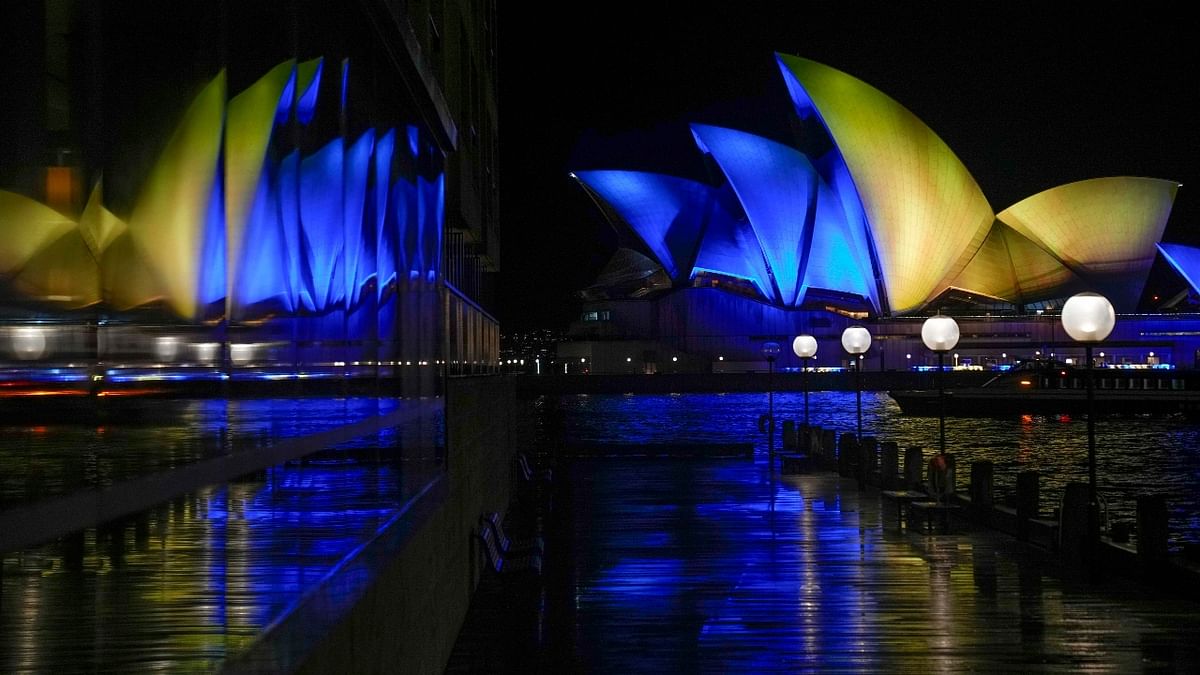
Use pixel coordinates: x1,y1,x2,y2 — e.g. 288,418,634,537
0,389,88,397
1019,380,1032,386
95,388,163,397
45,166,80,214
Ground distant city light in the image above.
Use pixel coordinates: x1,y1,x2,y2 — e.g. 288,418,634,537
672,356,678,362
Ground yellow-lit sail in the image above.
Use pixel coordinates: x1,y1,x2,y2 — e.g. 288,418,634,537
776,54,994,313
948,221,1084,305
125,71,227,318
996,177,1179,308
0,190,77,275
12,229,100,307
77,181,127,257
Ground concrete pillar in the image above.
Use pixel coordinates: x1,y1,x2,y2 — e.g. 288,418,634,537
839,433,857,478
860,436,878,481
880,441,899,489
969,461,994,522
1137,494,1169,568
1059,482,1090,570
856,435,875,490
1016,471,1040,542
63,531,86,571
783,420,796,451
821,429,836,468
904,446,924,490
798,423,810,452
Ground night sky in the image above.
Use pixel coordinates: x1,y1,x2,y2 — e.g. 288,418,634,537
496,2,1200,332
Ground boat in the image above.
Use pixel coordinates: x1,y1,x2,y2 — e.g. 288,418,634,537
888,359,1200,419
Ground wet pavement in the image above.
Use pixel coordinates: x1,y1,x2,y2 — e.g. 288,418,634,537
453,456,1200,673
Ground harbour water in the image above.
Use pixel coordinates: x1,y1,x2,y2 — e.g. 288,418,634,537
542,391,1200,549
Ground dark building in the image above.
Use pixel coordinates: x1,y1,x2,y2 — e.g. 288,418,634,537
0,1,509,671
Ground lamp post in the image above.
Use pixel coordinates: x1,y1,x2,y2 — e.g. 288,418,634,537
793,335,818,429
762,341,781,471
921,315,960,458
1061,292,1115,576
841,326,871,441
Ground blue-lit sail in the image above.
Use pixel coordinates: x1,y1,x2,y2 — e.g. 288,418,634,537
691,125,816,306
273,150,302,313
236,162,294,311
374,130,397,296
809,153,878,309
573,170,708,281
422,172,445,282
398,176,418,282
690,195,772,300
299,138,346,311
197,167,226,310
344,130,375,305
296,58,323,126
1158,243,1200,297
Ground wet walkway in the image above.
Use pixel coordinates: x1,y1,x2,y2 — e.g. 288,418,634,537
454,457,1200,673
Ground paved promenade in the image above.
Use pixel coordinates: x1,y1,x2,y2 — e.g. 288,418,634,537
452,456,1200,673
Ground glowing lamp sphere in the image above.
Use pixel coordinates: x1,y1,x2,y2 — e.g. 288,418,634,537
155,335,181,362
1061,292,1115,343
761,341,781,360
792,335,818,359
841,326,871,355
921,315,960,353
12,326,47,360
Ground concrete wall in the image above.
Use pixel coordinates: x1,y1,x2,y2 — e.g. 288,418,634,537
297,375,515,674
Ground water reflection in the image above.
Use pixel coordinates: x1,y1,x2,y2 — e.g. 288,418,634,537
0,404,442,672
549,392,1200,547
0,397,449,508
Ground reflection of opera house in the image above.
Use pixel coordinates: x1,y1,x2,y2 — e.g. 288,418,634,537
1,53,495,385
563,54,1200,374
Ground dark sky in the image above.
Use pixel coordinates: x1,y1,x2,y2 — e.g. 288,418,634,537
496,2,1200,332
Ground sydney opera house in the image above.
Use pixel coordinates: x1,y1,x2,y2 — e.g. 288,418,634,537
564,54,1200,373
